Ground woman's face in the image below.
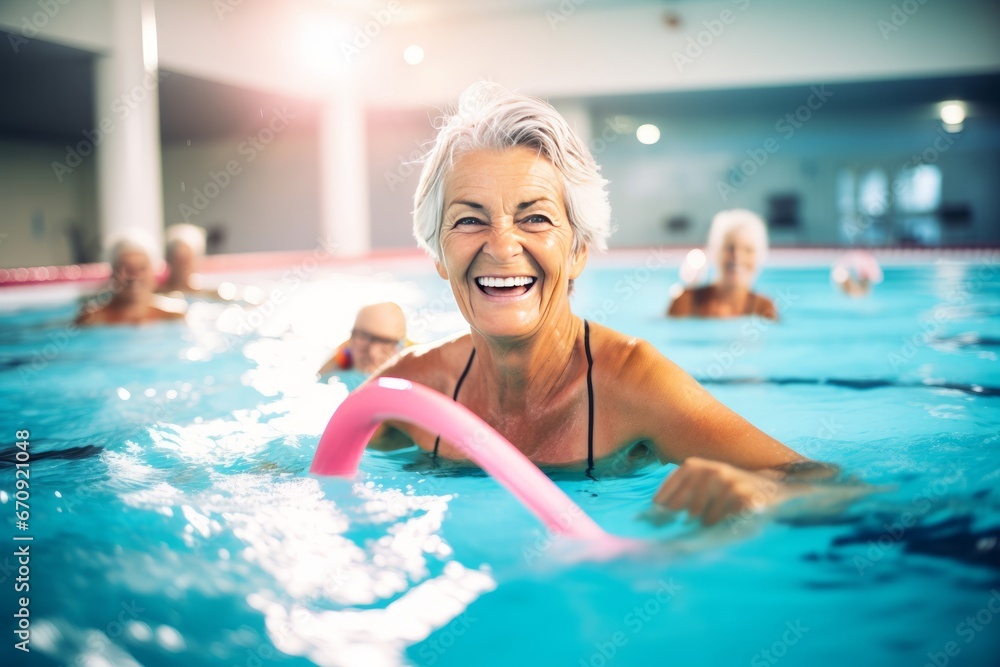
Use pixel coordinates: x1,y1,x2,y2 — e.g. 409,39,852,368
437,147,587,340
167,241,196,278
718,227,758,288
112,249,156,301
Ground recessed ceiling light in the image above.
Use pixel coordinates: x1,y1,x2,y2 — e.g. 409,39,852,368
939,101,966,125
403,45,424,65
636,124,661,145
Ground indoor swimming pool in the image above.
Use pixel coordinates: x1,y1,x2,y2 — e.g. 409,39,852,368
1,256,998,667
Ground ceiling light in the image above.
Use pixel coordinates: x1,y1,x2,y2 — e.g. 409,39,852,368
939,101,966,126
636,124,660,145
403,45,424,65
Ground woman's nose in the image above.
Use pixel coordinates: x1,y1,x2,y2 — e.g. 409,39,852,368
482,222,524,262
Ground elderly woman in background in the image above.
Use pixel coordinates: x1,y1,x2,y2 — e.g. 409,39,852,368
76,230,187,326
365,82,836,526
668,209,778,320
159,223,209,296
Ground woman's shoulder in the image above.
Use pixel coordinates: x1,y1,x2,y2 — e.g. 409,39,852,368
586,320,697,426
373,331,474,394
667,284,711,316
587,321,670,375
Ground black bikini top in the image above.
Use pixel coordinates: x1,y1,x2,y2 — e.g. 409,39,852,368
432,320,596,476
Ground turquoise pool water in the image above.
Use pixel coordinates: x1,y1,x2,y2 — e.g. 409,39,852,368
1,259,999,667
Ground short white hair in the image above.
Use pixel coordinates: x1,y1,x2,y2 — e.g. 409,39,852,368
165,223,207,258
104,229,161,267
706,209,769,272
413,81,612,262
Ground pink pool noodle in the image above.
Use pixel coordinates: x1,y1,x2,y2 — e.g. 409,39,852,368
311,377,623,544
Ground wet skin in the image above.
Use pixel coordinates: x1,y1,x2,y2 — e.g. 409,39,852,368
76,250,186,325
668,228,777,319
369,147,822,525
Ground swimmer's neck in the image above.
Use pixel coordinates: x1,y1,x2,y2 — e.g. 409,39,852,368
468,310,584,409
107,292,155,313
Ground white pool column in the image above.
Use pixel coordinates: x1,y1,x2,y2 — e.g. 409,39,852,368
94,0,164,258
318,80,371,257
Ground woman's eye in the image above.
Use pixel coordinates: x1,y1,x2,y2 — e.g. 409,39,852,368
455,217,485,227
521,215,551,225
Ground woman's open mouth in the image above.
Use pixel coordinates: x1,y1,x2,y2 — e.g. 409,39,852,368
475,276,537,298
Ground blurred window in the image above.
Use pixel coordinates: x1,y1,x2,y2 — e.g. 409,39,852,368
896,164,942,213
836,168,855,216
858,168,889,217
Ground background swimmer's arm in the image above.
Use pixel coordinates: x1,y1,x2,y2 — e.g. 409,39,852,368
753,294,779,321
666,289,693,317
74,308,97,325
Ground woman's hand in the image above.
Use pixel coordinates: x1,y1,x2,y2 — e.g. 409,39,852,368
653,457,799,526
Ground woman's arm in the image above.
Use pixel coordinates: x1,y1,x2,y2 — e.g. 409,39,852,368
74,309,98,325
619,339,835,524
624,340,801,468
666,289,694,317
752,293,779,321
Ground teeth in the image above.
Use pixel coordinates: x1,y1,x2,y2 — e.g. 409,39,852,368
476,276,535,288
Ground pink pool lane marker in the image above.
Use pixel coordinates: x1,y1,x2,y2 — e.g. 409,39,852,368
311,377,637,551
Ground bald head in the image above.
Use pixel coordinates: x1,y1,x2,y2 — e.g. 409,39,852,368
349,302,408,373
354,303,406,341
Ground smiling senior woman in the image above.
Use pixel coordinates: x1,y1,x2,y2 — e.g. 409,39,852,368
368,82,833,525
668,209,778,320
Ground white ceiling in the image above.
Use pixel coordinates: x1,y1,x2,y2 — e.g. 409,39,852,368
1,0,999,143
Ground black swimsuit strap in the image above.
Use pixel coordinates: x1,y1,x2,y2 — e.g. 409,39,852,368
432,346,476,458
584,319,595,478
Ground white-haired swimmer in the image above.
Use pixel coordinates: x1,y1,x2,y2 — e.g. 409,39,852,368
320,302,409,375
668,209,778,320
159,223,256,302
361,82,843,527
76,230,186,325
159,223,208,296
